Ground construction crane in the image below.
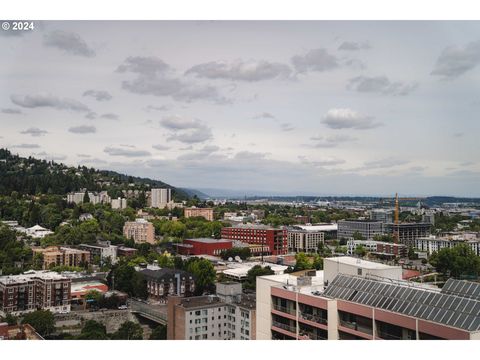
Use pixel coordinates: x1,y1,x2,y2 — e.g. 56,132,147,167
380,193,426,243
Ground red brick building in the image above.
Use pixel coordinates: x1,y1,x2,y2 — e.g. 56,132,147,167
221,225,287,255
177,238,233,256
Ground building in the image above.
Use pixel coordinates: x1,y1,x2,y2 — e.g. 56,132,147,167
123,218,155,244
384,222,432,247
70,280,109,305
111,197,127,210
25,225,54,239
222,262,288,282
117,246,138,258
67,190,111,205
151,188,171,209
0,270,71,316
139,268,195,302
221,224,288,255
422,212,435,226
176,238,233,256
184,207,214,221
78,241,118,265
32,246,90,269
415,236,480,256
323,256,403,285
369,209,393,224
287,228,325,253
256,271,480,340
0,323,43,340
167,282,255,340
337,220,384,240
346,240,407,258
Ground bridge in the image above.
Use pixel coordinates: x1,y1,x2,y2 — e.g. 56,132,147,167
129,299,168,325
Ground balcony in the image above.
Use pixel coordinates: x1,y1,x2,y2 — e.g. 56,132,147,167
377,331,403,340
272,303,296,316
298,330,327,340
339,320,373,335
299,312,327,325
272,321,297,334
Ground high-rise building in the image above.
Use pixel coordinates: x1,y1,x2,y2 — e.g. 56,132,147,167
151,188,171,208
337,220,384,240
384,223,431,247
123,219,155,244
78,241,118,265
184,207,214,221
287,228,325,253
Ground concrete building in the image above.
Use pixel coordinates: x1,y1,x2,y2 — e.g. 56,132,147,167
384,223,432,247
184,207,214,221
323,257,403,285
66,190,111,205
168,282,255,340
346,240,407,258
32,246,90,269
111,197,127,210
256,271,480,340
176,238,233,256
78,241,118,265
287,228,325,253
369,209,393,224
25,225,54,239
337,220,384,240
123,218,155,244
221,224,288,255
0,270,71,316
139,268,195,302
151,188,171,209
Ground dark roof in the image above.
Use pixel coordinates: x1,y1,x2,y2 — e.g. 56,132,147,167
179,295,225,309
323,274,480,332
441,278,480,301
139,268,194,282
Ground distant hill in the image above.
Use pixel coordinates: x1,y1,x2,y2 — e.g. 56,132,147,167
0,148,189,199
179,188,210,200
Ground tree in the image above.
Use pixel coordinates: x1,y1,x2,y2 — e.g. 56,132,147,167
294,253,311,271
149,325,167,340
244,265,274,290
83,190,90,203
22,310,55,337
312,255,324,270
352,231,365,240
354,245,367,257
1,313,18,326
77,320,108,340
112,321,143,340
429,244,480,278
408,247,417,260
185,258,216,295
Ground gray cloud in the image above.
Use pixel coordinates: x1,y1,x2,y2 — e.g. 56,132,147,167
298,155,346,167
160,115,213,144
1,108,22,114
117,56,230,104
35,151,67,161
362,157,409,170
83,90,112,101
100,113,119,120
77,154,91,158
348,76,418,96
145,105,171,112
253,112,276,120
185,59,292,82
43,30,95,57
152,144,170,151
291,48,339,73
11,143,40,149
280,123,295,132
11,94,90,112
431,40,480,79
177,145,220,161
321,108,382,130
167,127,213,144
79,158,108,165
309,134,357,148
20,127,48,137
160,115,204,130
338,41,371,51
453,132,464,138
104,146,151,157
68,125,96,134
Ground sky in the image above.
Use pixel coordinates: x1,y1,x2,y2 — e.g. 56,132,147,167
1,21,480,197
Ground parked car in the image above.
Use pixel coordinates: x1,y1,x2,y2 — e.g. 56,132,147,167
118,305,128,310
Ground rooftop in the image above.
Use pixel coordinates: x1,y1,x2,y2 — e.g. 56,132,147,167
290,224,338,232
0,270,69,285
186,238,232,244
325,256,401,270
178,295,225,309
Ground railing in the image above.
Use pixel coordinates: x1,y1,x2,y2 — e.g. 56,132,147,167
129,299,167,323
339,320,373,335
272,303,296,315
299,312,327,325
272,321,297,334
377,331,403,340
298,331,327,340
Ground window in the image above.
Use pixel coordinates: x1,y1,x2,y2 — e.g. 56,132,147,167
357,268,363,275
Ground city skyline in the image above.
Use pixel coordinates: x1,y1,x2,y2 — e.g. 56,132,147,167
1,21,480,196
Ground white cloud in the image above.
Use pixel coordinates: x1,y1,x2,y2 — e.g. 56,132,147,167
321,108,382,130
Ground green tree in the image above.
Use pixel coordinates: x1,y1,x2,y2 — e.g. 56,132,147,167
355,245,367,257
244,265,274,290
83,190,90,203
352,231,365,240
185,258,216,295
294,252,311,271
312,254,324,270
77,320,108,340
1,313,18,325
22,310,55,337
149,325,167,340
408,247,417,260
112,321,143,340
429,244,480,278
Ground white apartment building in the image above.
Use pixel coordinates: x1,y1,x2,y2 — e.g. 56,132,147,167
151,188,171,208
415,236,480,256
111,197,127,210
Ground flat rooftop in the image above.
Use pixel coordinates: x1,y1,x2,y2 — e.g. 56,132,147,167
291,224,338,232
325,256,401,270
186,238,232,244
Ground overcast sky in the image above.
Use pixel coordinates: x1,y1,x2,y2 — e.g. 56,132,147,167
1,21,480,197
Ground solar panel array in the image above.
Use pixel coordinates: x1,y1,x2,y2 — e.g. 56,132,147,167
441,278,480,301
323,274,480,332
